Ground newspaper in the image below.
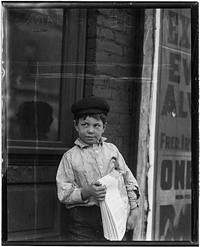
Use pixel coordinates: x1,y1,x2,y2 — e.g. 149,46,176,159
98,169,130,241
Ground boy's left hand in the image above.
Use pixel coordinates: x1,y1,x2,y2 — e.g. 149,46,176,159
126,207,139,231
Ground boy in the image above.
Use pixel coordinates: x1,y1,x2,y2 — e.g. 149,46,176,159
56,96,140,241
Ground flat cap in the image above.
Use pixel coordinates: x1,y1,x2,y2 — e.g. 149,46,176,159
71,96,110,116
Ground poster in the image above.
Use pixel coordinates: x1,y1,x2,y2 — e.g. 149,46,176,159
154,9,191,241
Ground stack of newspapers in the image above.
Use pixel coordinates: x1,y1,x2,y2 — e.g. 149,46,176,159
98,169,130,241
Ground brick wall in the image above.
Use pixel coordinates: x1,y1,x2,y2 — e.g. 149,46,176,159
85,8,141,168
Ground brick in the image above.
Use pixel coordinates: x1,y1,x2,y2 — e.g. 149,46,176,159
110,53,135,65
94,62,135,78
114,31,136,47
98,9,129,23
109,100,131,114
107,113,121,125
92,77,111,88
111,90,133,104
97,15,124,31
108,123,123,135
91,75,112,86
109,79,129,91
97,9,138,34
95,51,112,63
123,81,134,91
97,27,115,40
93,86,112,99
95,65,127,78
108,53,125,64
96,39,123,56
95,54,127,67
120,91,133,103
97,9,116,17
111,90,120,101
123,46,136,58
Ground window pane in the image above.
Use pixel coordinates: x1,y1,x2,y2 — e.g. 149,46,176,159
6,8,64,141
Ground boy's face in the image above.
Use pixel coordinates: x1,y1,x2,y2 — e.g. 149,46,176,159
74,116,106,145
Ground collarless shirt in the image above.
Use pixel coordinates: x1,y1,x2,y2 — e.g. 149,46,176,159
56,137,140,210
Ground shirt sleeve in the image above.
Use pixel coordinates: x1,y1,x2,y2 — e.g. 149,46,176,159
116,150,140,210
56,152,88,205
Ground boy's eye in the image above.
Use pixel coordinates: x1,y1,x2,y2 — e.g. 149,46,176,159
81,123,88,127
95,124,101,128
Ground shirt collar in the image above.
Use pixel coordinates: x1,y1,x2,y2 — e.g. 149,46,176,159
75,137,107,148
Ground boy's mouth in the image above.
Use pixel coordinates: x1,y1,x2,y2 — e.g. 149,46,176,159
85,136,96,141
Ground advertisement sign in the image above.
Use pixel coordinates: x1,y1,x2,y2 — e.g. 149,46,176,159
154,9,191,240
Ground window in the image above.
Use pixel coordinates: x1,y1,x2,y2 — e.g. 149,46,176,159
5,7,87,153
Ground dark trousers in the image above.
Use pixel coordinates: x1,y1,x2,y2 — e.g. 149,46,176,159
68,205,108,241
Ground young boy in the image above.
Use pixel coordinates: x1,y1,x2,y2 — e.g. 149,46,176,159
56,96,140,241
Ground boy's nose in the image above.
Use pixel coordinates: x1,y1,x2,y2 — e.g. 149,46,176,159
87,127,94,133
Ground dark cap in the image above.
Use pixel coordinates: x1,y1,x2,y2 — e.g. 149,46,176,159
71,96,110,116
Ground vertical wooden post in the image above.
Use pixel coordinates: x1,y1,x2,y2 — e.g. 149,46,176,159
133,9,156,240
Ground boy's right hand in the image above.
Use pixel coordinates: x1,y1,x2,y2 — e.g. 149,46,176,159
81,181,107,201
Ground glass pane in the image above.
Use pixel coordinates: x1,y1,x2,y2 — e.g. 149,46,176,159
6,8,64,141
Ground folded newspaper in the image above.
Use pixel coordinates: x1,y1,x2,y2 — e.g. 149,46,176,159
98,169,130,241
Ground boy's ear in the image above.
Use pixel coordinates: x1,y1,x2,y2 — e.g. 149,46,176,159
103,122,107,132
74,120,78,131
